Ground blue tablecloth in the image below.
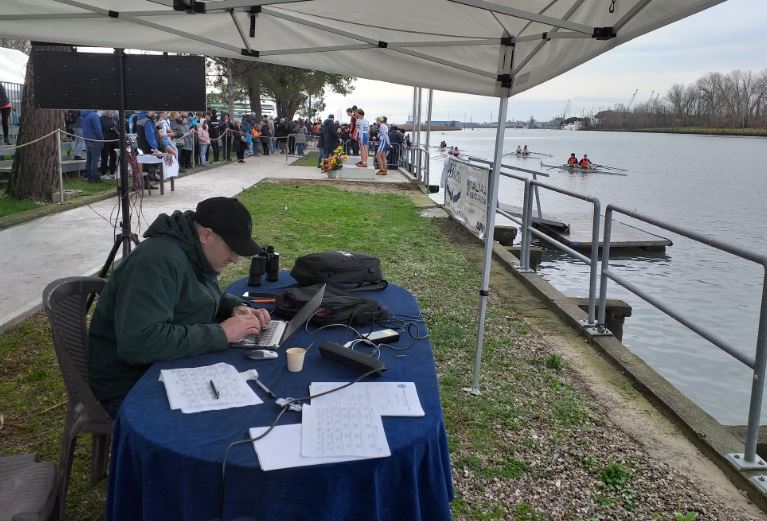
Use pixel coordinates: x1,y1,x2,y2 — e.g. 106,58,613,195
107,274,454,521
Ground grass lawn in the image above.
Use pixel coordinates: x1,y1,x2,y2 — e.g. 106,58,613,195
0,191,41,219
0,175,117,224
290,151,319,167
0,182,728,520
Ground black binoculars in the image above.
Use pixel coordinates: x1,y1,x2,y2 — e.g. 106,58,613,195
248,245,279,286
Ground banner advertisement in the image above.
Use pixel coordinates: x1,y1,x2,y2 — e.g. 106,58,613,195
442,157,489,239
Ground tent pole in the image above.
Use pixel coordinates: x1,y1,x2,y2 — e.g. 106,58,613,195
416,87,422,181
410,87,417,173
425,88,433,186
116,48,132,257
465,91,509,395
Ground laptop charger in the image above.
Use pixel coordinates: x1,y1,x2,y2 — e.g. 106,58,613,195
319,341,386,376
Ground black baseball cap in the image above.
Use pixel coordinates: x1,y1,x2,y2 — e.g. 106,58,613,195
194,197,262,256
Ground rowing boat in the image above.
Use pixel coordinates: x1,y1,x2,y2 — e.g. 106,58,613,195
539,162,628,176
505,151,554,158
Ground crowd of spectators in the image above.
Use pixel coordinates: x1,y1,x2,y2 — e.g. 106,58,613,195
61,105,412,183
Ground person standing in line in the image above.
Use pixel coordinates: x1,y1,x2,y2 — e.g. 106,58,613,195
267,116,276,153
322,114,339,160
197,122,210,165
219,113,234,161
295,119,308,156
234,119,246,163
0,83,12,145
347,106,359,156
180,115,194,169
81,109,104,183
69,110,86,159
355,109,370,167
240,115,253,158
99,110,119,178
374,116,390,176
260,117,271,156
208,111,220,163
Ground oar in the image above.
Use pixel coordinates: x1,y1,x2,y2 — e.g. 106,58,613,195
528,151,553,157
592,163,627,172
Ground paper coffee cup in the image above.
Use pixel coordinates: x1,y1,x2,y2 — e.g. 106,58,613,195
286,347,306,372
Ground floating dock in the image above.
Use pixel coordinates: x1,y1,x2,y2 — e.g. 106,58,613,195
498,203,672,252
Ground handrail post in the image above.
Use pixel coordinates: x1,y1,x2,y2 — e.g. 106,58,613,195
520,179,531,270
598,208,614,331
56,129,65,205
745,271,767,462
586,198,601,325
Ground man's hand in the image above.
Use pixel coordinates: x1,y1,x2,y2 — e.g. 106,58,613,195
221,310,269,343
232,304,270,325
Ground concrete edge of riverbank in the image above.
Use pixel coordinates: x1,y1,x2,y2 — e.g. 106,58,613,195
486,241,767,512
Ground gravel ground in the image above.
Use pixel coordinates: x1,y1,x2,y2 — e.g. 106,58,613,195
447,324,763,521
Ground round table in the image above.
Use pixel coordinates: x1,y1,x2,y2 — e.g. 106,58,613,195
106,275,454,521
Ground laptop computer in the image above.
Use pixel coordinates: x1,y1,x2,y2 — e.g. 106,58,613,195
232,284,326,349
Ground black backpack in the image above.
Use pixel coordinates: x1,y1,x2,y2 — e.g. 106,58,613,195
291,252,388,291
274,284,389,325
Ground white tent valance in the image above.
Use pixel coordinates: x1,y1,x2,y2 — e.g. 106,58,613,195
1,0,723,97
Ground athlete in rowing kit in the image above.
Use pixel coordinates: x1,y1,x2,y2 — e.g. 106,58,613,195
567,153,578,166
579,154,592,169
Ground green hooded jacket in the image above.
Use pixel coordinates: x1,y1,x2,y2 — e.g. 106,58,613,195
88,210,242,402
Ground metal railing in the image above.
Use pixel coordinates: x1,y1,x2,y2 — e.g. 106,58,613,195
1,81,23,119
480,160,767,471
479,162,602,326
597,204,767,469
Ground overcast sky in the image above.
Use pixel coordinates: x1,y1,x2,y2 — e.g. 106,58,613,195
324,0,766,123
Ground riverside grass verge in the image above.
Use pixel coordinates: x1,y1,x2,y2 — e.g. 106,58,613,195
0,182,759,520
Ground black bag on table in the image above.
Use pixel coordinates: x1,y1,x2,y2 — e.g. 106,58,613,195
274,284,388,325
291,251,388,291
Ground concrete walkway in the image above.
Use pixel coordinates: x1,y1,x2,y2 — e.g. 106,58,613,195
0,152,409,333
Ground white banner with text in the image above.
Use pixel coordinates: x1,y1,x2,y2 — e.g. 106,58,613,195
442,157,489,239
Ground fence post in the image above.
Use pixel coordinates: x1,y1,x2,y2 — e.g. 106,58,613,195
586,198,602,325
744,272,767,463
598,207,614,330
56,130,65,205
520,179,531,269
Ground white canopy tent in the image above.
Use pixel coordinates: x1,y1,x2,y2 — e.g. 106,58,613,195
0,47,27,84
0,0,725,391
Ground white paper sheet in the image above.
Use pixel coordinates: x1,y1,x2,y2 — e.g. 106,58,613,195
301,405,390,458
159,363,262,413
309,382,425,417
249,424,372,471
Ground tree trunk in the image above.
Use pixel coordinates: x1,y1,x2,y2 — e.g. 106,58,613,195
226,59,235,118
6,43,67,202
247,76,262,119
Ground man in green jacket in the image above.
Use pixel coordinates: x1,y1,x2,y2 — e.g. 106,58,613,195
88,197,270,417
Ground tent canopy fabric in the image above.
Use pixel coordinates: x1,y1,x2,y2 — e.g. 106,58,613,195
1,0,724,97
0,47,28,84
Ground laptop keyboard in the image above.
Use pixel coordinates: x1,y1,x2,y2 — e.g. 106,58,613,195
241,321,280,346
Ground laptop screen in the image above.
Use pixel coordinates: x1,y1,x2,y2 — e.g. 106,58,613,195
280,283,326,343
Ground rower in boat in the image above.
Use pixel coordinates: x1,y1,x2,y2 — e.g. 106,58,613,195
522,145,529,156
439,140,447,150
567,153,578,167
516,145,522,155
579,154,592,169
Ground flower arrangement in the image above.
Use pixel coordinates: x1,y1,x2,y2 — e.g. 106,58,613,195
321,145,349,172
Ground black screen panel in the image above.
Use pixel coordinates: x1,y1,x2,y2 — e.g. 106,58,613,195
33,50,205,111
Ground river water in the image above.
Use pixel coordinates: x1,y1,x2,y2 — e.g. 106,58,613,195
424,128,766,426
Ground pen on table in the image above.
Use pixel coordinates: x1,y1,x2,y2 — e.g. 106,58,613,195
209,379,220,400
254,378,277,400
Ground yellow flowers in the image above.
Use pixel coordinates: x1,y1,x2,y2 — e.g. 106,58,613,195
322,145,349,171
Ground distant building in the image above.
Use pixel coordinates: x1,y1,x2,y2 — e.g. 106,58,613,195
208,100,277,118
406,120,460,127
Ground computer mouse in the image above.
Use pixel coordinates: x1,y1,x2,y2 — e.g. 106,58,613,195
246,349,279,360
